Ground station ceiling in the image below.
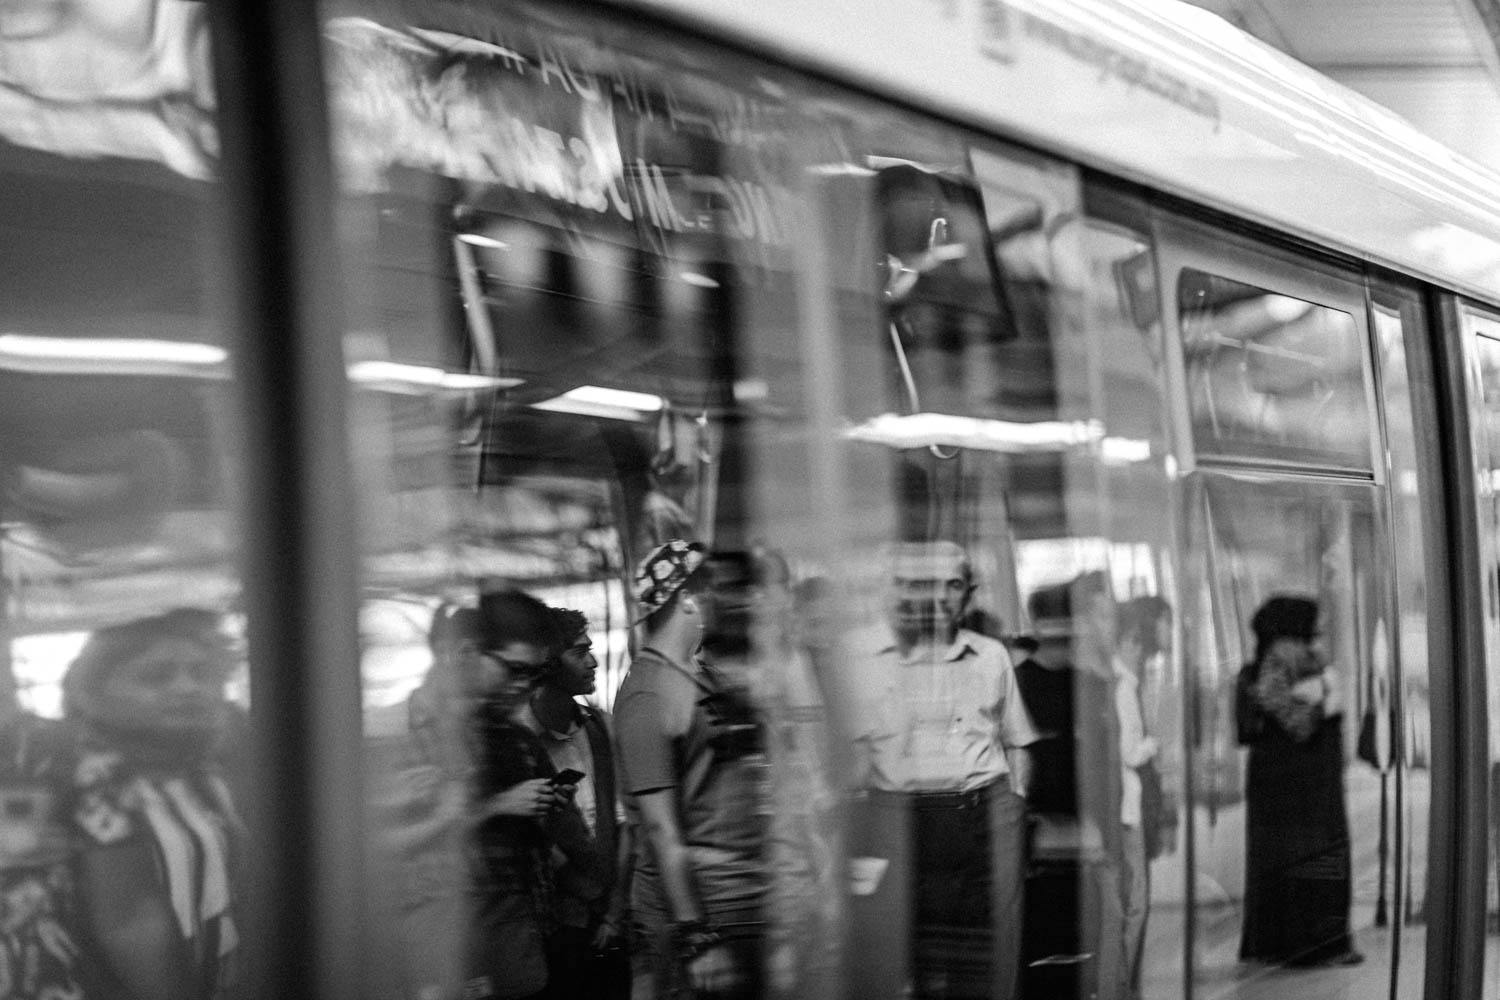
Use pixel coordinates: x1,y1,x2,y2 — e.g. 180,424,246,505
1181,0,1500,172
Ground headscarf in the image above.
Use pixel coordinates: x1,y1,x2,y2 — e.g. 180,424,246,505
1246,596,1324,742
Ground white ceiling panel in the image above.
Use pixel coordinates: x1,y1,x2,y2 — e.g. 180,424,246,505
1181,0,1500,168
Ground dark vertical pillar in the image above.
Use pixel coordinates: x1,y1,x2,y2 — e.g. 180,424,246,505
205,3,365,1000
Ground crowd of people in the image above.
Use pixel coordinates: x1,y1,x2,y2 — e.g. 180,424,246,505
0,538,1359,1000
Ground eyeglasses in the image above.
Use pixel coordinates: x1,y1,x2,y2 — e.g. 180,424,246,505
480,650,550,678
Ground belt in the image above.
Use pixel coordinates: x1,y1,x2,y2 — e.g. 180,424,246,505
884,775,1008,810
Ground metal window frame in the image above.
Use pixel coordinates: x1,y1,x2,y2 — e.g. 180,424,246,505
206,3,366,998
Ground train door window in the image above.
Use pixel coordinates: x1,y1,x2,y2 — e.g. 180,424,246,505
1461,303,1500,1000
1179,270,1378,475
320,3,938,998
1157,215,1400,999
0,6,249,1000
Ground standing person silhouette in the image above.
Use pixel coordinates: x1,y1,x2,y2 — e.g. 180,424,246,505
1235,595,1363,968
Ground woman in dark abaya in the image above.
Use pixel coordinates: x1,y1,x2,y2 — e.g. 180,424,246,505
1234,595,1363,968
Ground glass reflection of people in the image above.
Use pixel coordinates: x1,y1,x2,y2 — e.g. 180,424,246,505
0,705,84,1000
524,608,629,1000
615,540,768,1000
1234,595,1363,968
846,540,1037,1000
369,593,588,1000
706,548,842,999
1114,597,1171,1000
469,587,590,1000
61,608,243,1000
365,604,486,1000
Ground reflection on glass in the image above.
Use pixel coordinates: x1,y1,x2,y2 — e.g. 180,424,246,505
1470,326,1500,1000
1371,297,1432,997
0,3,239,998
1184,475,1394,997
1179,269,1372,471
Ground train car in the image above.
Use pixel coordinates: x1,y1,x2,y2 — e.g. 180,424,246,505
0,0,1497,998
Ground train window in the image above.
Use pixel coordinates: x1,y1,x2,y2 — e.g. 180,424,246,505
0,5,249,999
327,5,867,997
1179,269,1375,474
321,0,1178,995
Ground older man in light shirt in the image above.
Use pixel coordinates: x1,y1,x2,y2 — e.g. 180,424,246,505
845,540,1037,1000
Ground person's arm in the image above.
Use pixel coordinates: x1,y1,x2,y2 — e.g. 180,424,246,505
78,839,194,1000
997,653,1040,797
594,817,633,950
481,777,560,819
635,788,742,996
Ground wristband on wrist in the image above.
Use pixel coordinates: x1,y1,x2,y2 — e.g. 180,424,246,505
671,919,723,962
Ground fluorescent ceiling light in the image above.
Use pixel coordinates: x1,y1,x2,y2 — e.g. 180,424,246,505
845,412,1106,453
678,271,720,289
457,233,510,250
346,360,520,395
1101,436,1153,464
532,385,665,421
0,335,229,377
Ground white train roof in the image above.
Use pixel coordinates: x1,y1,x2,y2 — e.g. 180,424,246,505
622,0,1500,303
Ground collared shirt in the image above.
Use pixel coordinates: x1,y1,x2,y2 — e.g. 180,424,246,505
851,628,1038,794
1113,658,1157,828
519,701,600,836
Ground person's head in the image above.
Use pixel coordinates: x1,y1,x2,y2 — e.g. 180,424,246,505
423,604,484,701
62,608,234,743
889,540,973,645
634,539,708,643
1250,595,1321,665
477,585,562,703
698,547,791,658
543,607,597,697
1118,595,1173,667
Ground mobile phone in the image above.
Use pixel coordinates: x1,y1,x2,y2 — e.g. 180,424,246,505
553,768,586,786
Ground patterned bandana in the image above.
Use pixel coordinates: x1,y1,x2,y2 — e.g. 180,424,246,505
633,539,706,624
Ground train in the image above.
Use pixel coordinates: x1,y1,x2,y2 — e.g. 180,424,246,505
0,0,1497,997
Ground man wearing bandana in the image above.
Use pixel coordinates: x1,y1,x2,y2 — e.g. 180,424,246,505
614,541,768,1000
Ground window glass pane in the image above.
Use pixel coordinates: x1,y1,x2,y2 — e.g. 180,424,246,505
0,5,246,999
331,7,857,999
1183,475,1389,996
325,2,1132,998
1179,269,1373,472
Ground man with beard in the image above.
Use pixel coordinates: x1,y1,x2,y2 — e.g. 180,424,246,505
846,541,1037,1000
523,607,629,1000
615,541,769,1000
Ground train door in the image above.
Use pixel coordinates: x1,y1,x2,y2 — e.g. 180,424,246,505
1155,215,1407,999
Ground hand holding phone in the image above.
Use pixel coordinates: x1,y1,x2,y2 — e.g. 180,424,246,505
553,768,586,786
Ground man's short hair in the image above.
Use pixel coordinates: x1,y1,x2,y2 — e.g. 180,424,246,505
890,540,970,583
477,586,561,654
547,607,589,645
